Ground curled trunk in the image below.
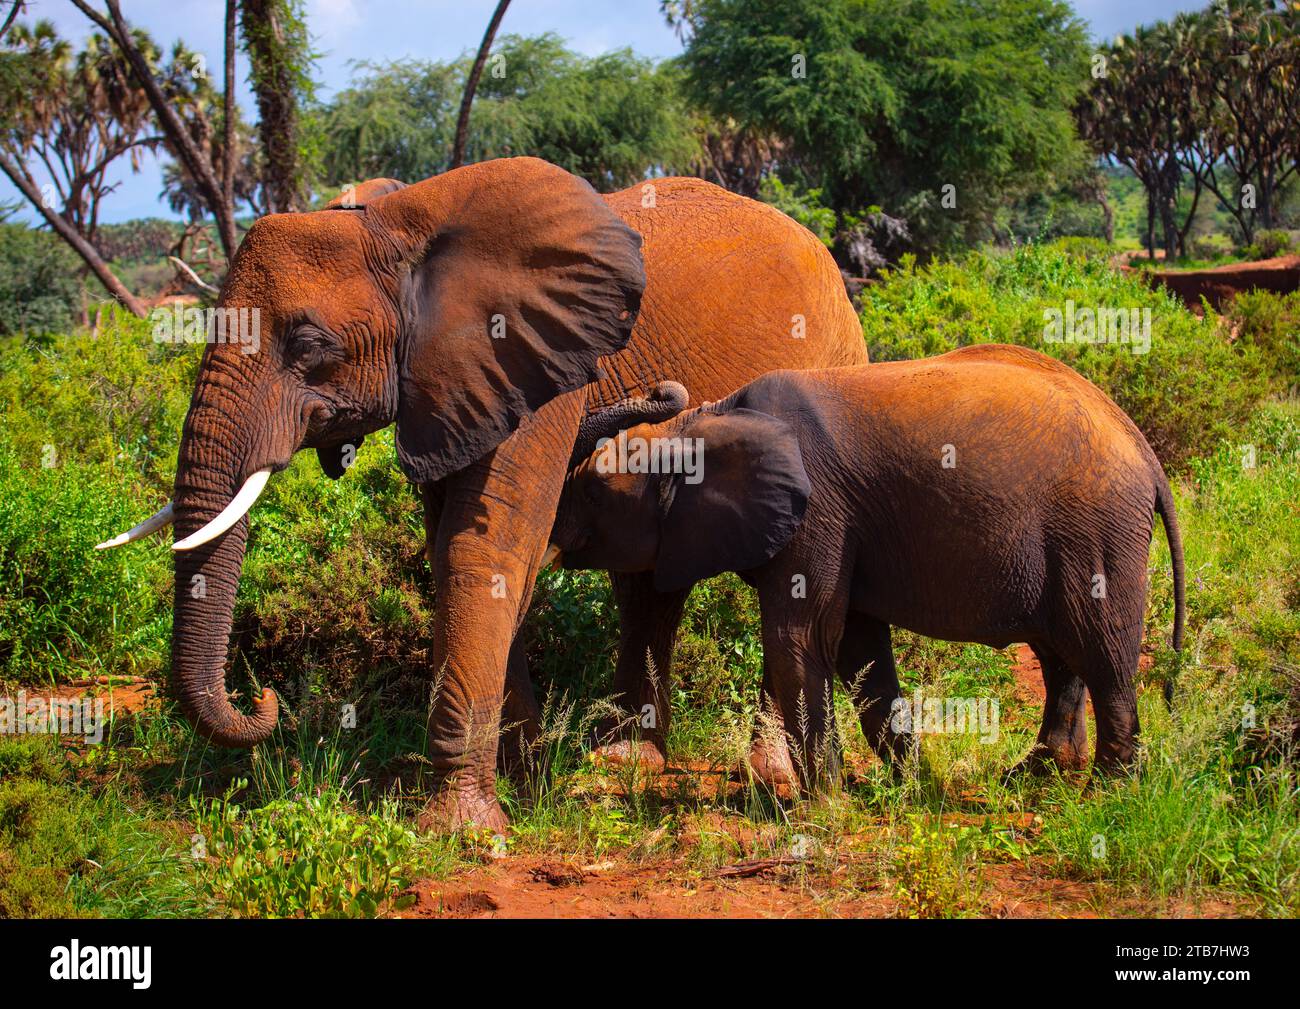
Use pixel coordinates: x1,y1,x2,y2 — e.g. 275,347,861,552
570,381,690,467
170,512,278,746
168,377,279,748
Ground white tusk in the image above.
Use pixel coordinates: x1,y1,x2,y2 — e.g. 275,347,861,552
541,543,562,570
172,469,272,552
95,502,175,550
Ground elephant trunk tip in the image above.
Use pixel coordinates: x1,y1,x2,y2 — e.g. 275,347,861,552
192,686,280,749
649,381,689,411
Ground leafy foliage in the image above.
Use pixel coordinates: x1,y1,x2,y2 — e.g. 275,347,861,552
319,34,700,193
0,223,80,335
858,239,1273,467
675,0,1091,250
192,783,418,918
1079,2,1300,253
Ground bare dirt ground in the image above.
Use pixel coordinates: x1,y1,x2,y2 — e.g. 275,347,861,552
397,850,1243,919
2,677,157,720
1122,254,1300,311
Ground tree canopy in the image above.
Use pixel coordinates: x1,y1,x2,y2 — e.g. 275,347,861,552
1078,0,1300,254
319,34,701,194
673,0,1092,250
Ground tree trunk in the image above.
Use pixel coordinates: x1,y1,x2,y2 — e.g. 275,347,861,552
450,0,512,170
1144,190,1156,261
1160,196,1178,261
1259,168,1275,232
1097,189,1114,245
222,0,237,216
70,0,239,258
242,0,305,213
0,151,147,318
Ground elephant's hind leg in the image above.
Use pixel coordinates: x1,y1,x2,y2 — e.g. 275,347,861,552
755,576,850,793
1082,630,1143,775
1009,645,1089,777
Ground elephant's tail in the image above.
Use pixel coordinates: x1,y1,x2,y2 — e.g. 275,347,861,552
1154,474,1186,706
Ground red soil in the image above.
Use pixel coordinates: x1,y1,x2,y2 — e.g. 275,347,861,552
1125,254,1300,312
396,850,1242,919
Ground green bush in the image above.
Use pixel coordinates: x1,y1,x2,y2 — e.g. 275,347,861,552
0,442,173,680
1226,289,1300,396
0,223,81,336
758,177,838,247
1240,229,1294,261
191,784,420,918
859,240,1271,468
0,318,192,682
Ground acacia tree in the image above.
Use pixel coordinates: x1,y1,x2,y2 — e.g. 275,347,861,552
0,20,157,315
1078,21,1204,260
1186,0,1300,242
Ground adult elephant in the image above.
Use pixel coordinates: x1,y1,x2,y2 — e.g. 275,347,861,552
101,158,866,831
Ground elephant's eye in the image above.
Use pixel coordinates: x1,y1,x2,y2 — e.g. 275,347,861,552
286,325,346,375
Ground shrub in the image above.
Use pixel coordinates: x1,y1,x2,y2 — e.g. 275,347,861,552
0,319,191,681
1226,289,1300,396
1239,229,1293,261
191,784,420,918
0,223,81,336
759,177,837,248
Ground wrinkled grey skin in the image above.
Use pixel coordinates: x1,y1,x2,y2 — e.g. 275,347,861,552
552,345,1187,787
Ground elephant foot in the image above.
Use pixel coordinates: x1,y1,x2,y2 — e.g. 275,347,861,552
590,739,667,774
417,780,509,835
1084,752,1137,792
1005,742,1089,783
868,729,918,771
747,736,797,788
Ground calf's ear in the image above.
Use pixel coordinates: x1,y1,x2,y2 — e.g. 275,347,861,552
654,408,809,593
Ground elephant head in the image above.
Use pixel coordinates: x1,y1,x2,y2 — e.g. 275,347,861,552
98,158,646,748
551,391,810,593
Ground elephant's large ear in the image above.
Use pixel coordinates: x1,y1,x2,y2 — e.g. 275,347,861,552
370,158,645,484
654,408,810,593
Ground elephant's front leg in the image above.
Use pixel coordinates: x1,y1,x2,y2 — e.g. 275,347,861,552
417,393,584,833
498,636,543,781
424,482,542,782
590,572,691,773
755,572,850,793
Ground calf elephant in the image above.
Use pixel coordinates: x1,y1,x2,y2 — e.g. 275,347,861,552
98,157,866,830
549,344,1187,784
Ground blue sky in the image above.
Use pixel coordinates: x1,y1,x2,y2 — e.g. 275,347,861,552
3,0,1207,224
